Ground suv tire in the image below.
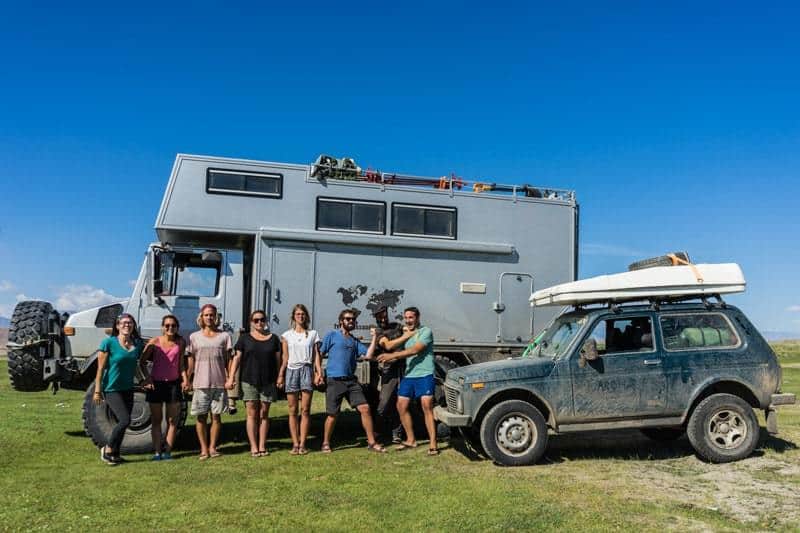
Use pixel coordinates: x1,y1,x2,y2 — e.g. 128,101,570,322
480,400,548,466
7,301,55,392
82,383,188,454
687,393,759,463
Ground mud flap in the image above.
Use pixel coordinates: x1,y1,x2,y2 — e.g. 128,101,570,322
766,408,778,435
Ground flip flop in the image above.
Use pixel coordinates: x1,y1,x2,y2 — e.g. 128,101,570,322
427,448,441,456
367,442,387,453
321,443,332,453
209,451,222,458
290,446,300,456
251,451,260,458
298,447,309,455
394,441,418,451
258,449,270,457
198,454,210,461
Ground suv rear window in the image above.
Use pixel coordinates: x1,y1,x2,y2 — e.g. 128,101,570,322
660,313,740,350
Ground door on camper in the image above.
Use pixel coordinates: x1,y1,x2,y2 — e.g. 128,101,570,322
498,272,534,342
139,247,244,340
265,246,316,332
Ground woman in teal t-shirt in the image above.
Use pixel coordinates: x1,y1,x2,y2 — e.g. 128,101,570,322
93,313,144,465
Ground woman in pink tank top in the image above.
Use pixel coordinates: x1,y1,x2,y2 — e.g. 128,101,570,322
141,314,188,460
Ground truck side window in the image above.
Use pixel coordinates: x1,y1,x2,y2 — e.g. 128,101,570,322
586,316,654,355
391,203,456,239
206,168,282,198
158,252,221,297
660,313,740,350
316,197,386,234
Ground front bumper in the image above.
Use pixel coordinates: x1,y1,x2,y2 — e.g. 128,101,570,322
434,406,471,427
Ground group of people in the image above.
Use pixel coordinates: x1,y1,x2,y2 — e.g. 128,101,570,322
93,303,439,465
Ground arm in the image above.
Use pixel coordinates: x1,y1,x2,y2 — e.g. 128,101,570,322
179,338,191,391
277,339,288,389
226,350,241,391
139,338,158,389
381,329,414,351
313,341,323,385
93,350,109,404
361,329,379,361
377,341,427,363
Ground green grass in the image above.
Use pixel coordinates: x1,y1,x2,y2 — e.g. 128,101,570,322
3,345,800,531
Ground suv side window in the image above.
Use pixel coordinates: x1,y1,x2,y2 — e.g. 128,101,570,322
586,316,654,355
660,313,740,350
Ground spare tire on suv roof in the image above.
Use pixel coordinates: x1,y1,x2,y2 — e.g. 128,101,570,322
628,252,691,271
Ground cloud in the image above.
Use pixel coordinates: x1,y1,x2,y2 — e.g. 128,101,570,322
582,243,649,258
0,280,14,291
787,305,800,313
0,294,36,318
54,285,125,312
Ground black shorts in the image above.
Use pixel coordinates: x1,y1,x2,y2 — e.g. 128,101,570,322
325,377,367,415
146,379,183,404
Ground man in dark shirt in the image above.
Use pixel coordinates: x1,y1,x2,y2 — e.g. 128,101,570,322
372,306,405,443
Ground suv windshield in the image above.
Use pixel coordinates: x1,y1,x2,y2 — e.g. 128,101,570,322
533,312,588,359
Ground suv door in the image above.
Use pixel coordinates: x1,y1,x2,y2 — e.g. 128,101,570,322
569,313,667,420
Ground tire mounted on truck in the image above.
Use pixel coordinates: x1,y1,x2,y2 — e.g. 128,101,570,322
7,301,58,392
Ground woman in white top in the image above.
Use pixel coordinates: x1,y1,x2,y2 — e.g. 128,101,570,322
279,304,322,455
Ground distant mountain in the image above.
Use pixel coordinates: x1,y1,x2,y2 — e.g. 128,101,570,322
0,317,9,328
762,331,800,342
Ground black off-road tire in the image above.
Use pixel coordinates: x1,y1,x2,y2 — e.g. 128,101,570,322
434,354,459,440
640,427,685,441
480,400,548,466
686,393,759,463
7,301,55,391
82,383,188,455
628,252,691,271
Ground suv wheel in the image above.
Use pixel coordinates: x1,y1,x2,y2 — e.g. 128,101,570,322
480,400,548,466
687,393,759,463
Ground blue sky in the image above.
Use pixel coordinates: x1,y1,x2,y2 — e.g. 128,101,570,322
0,2,798,334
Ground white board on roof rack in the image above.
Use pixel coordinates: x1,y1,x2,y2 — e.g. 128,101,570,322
530,263,746,307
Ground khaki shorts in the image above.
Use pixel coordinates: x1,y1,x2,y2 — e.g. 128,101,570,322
190,388,227,416
241,381,277,403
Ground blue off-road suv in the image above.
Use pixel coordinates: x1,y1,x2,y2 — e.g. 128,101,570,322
435,300,795,466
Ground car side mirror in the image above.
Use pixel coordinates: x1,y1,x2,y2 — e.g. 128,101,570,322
578,338,599,368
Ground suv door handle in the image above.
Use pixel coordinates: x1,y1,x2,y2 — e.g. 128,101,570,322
643,359,661,366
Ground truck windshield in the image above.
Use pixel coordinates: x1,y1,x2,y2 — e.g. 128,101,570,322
533,313,587,359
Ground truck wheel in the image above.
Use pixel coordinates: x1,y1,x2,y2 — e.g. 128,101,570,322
7,301,55,391
82,383,188,454
686,393,759,463
480,400,548,466
640,427,684,441
628,252,690,271
434,355,459,440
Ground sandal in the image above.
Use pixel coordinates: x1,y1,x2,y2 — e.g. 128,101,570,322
394,441,418,451
251,451,260,458
258,449,270,457
321,443,332,454
427,448,441,456
290,446,300,456
198,454,210,461
209,451,222,458
367,442,387,453
298,447,309,455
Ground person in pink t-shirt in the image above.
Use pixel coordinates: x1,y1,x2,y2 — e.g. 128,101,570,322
141,314,188,461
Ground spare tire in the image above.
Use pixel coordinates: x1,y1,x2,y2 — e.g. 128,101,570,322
7,301,56,391
628,252,691,271
82,383,188,454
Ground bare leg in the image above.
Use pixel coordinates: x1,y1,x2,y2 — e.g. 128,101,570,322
420,396,437,450
397,396,416,445
150,403,164,454
245,400,260,454
259,402,271,452
299,390,313,449
164,401,180,452
357,404,377,444
323,414,337,447
287,392,300,448
209,414,222,455
196,414,209,457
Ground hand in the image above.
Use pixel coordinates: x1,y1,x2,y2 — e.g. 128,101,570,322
93,391,103,405
370,327,377,338
314,373,323,386
225,379,234,391
276,378,285,389
181,379,190,392
142,377,154,390
377,353,393,364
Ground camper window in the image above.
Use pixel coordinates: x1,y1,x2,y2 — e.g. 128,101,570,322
316,197,386,234
157,252,221,297
206,168,282,198
392,203,456,239
660,313,741,351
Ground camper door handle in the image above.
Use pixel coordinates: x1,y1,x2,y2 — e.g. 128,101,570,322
643,359,661,366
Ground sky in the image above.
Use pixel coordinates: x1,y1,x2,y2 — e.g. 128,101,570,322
0,2,798,335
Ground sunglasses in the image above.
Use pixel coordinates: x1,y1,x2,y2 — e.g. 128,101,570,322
342,317,356,322
252,317,267,323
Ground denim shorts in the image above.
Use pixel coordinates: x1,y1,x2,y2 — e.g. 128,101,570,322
286,365,314,393
398,374,435,399
241,381,277,403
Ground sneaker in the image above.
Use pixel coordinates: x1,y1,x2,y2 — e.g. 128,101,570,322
227,400,238,415
391,430,403,444
161,451,172,460
151,453,162,461
112,456,127,464
100,447,117,466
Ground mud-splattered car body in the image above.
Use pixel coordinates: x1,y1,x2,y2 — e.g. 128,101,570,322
436,302,795,466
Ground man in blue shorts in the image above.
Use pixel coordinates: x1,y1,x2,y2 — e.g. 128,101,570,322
377,306,439,455
320,309,386,453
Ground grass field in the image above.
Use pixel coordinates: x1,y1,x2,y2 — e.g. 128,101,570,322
2,344,800,532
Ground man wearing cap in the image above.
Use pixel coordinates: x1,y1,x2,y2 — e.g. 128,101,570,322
372,305,405,444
